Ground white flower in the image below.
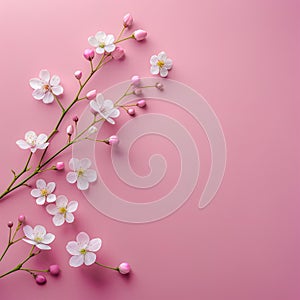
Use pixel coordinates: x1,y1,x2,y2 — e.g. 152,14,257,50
66,158,97,191
29,69,64,104
16,131,49,153
22,225,55,250
90,93,120,124
150,51,173,78
30,179,56,205
66,232,102,267
88,32,116,55
46,195,78,226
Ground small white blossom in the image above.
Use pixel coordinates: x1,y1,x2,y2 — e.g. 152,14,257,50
88,31,116,55
23,225,55,250
66,232,102,267
29,69,63,104
46,195,78,226
87,126,98,136
30,179,56,205
16,131,49,153
150,51,173,78
90,93,120,124
66,158,97,191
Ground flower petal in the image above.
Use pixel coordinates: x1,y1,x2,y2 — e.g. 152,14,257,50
33,225,46,237
43,233,55,244
43,92,54,104
31,188,41,198
105,34,115,45
95,31,106,42
76,232,90,245
52,85,63,96
88,36,99,47
96,47,105,55
65,212,74,223
16,140,30,150
104,44,115,53
150,55,158,65
36,134,48,146
56,195,68,207
67,201,78,213
90,100,100,114
87,238,102,252
158,51,167,62
79,158,91,170
84,252,96,266
39,69,50,82
96,93,104,104
66,172,78,184
46,204,58,215
53,214,65,226
108,108,120,118
66,241,81,255
22,239,37,246
36,243,51,250
23,225,34,239
36,179,46,189
165,58,173,70
36,142,49,150
69,158,80,171
36,196,46,205
77,177,89,190
85,169,97,183
150,65,159,75
50,75,60,86
69,255,84,267
160,67,168,78
46,181,55,193
32,88,45,100
46,194,56,203
29,78,43,89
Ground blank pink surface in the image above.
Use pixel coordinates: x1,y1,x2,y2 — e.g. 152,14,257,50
0,0,300,299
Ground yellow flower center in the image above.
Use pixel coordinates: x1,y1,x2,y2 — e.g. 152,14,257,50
77,168,84,177
157,60,165,68
59,207,67,214
35,236,43,243
80,248,87,255
40,189,48,196
99,42,105,48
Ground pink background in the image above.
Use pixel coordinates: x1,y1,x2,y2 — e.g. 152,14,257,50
0,0,300,299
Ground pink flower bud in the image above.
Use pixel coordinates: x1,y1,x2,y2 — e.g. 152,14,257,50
72,115,79,122
123,13,133,28
131,75,140,87
108,135,119,145
35,274,47,285
155,82,164,90
137,99,146,108
7,221,13,228
127,108,136,116
55,162,65,170
112,46,125,60
86,90,97,100
118,262,131,275
133,29,147,41
74,70,82,80
83,48,95,61
49,265,60,276
67,125,74,136
133,88,142,96
18,215,25,223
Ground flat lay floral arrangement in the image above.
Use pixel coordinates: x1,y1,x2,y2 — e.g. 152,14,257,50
0,13,172,285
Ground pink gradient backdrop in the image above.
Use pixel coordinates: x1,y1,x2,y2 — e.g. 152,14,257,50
0,0,300,299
